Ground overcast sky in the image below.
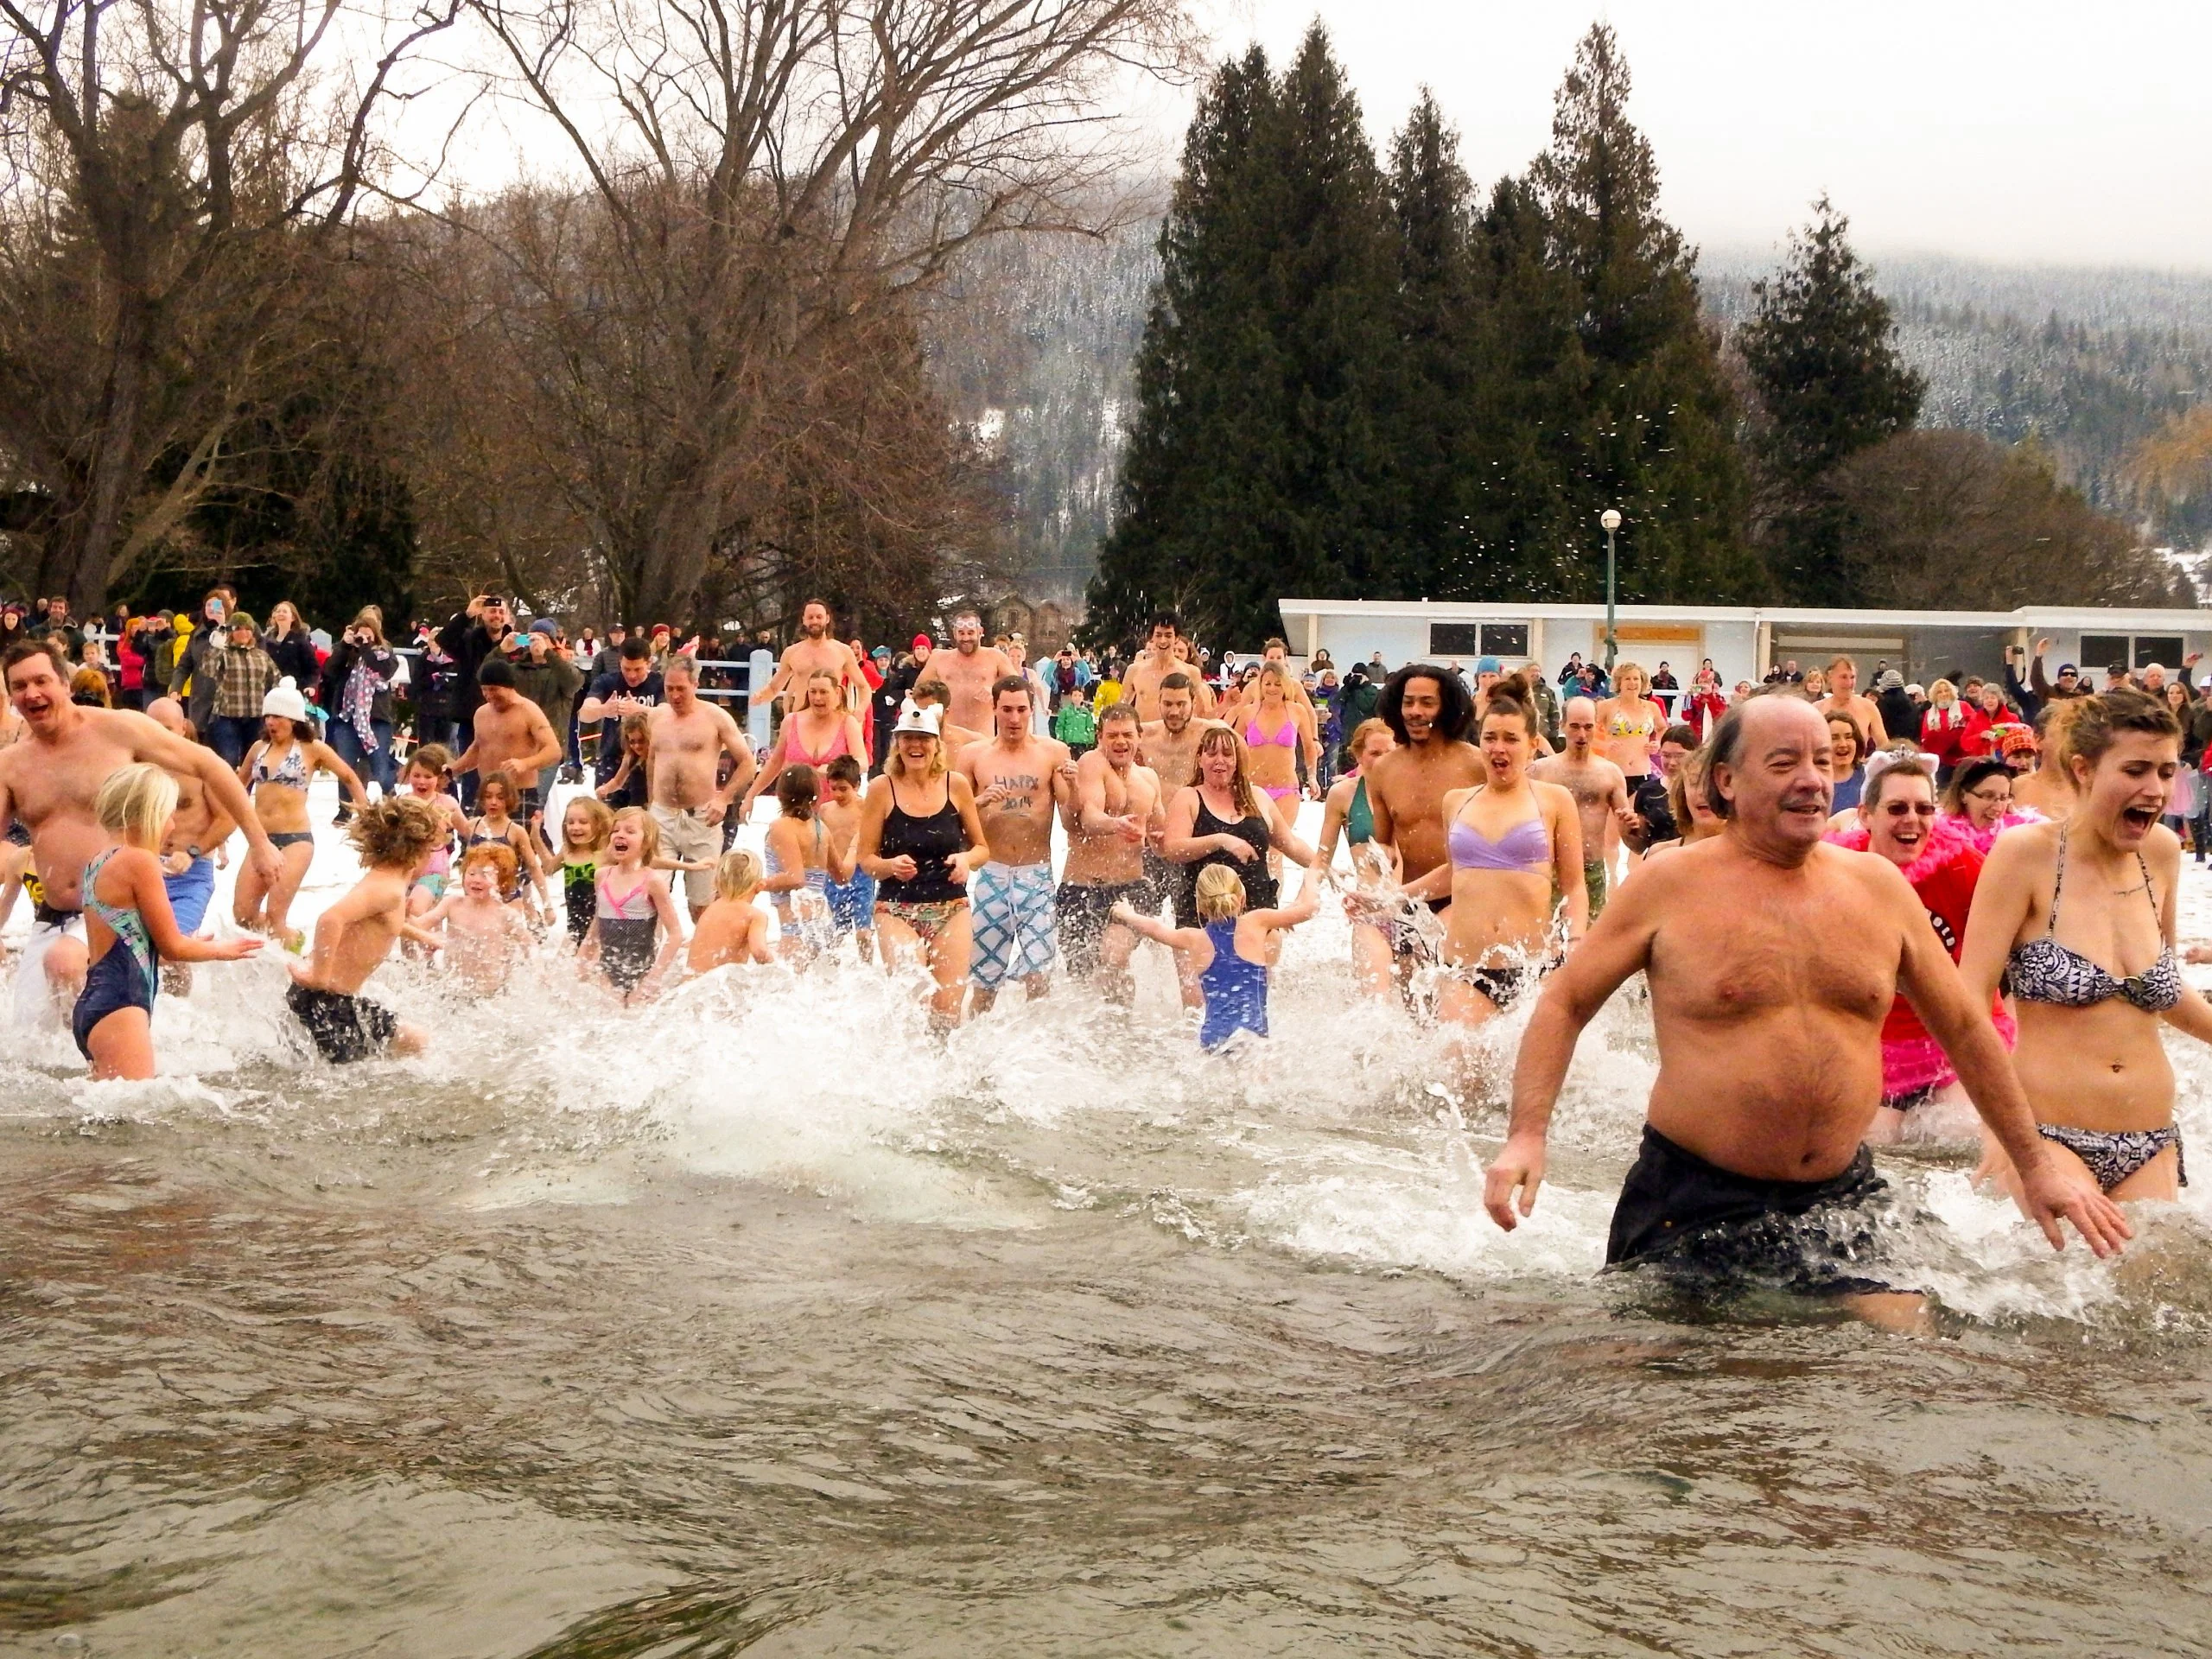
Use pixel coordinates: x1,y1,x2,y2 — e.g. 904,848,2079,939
1134,1,2211,270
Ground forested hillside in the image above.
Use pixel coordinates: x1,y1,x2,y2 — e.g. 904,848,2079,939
944,226,2212,596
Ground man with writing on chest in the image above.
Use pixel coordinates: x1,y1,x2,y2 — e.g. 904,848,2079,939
954,675,1072,1014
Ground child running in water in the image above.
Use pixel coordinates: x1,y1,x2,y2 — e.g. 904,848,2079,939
817,754,876,959
464,775,551,922
582,805,683,1002
74,764,263,1078
419,843,535,995
553,797,615,947
687,850,773,973
401,744,468,928
762,764,844,961
286,796,446,1063
1114,864,1318,1051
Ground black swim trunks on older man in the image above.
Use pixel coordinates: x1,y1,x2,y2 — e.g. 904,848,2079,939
1605,1125,1903,1296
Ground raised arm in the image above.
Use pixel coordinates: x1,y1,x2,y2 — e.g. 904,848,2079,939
123,710,277,880
1485,861,1664,1230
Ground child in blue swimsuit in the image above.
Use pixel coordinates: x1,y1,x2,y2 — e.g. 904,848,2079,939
73,765,263,1078
1113,863,1318,1050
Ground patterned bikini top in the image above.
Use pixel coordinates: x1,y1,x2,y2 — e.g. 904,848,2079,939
251,741,309,789
2006,825,2180,1013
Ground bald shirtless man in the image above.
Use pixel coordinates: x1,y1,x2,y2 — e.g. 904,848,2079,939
917,611,1014,740
146,697,238,994
0,640,277,1024
1122,613,1216,723
646,654,757,918
1057,703,1164,1001
955,675,1072,1013
453,658,564,830
761,598,865,717
1486,691,2127,1320
1368,664,1485,943
1529,696,1637,920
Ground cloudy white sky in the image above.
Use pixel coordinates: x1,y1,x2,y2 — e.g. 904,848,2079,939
1135,0,2210,270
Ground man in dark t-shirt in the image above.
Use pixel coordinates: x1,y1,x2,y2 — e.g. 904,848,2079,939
577,637,663,781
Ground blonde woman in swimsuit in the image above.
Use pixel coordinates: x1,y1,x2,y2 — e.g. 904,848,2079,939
1241,662,1318,806
1595,662,1663,783
745,668,867,817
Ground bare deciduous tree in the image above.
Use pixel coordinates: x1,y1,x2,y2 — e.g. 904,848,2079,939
465,0,1198,625
0,0,459,608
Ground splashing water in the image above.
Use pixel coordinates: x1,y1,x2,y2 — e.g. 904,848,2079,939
4,781,2212,1655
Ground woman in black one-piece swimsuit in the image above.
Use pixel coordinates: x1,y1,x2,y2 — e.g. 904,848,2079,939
1161,723,1317,937
859,702,990,1029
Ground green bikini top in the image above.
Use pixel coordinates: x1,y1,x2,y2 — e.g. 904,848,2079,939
1346,776,1374,846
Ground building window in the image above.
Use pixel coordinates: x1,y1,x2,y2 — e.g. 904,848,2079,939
2135,636,2186,671
1429,622,1529,658
1480,623,1529,658
2081,633,2187,673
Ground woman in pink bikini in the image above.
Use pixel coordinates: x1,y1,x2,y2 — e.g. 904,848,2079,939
745,668,868,817
1241,662,1318,805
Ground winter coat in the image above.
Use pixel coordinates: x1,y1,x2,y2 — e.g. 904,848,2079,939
1918,702,1977,768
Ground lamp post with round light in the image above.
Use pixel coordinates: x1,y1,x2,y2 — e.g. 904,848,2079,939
1600,508,1622,671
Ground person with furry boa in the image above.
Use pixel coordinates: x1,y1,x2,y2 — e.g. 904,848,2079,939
1827,749,2016,1145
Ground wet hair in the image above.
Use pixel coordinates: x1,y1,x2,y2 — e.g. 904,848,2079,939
1350,716,1394,756
620,711,650,751
609,805,661,864
475,775,518,816
1379,664,1476,746
477,658,518,689
1941,757,2013,817
2062,686,2181,775
1159,671,1195,696
348,796,446,873
823,753,865,788
776,762,820,818
461,842,519,887
1859,747,1936,813
562,795,614,853
409,743,454,779
95,762,178,843
1193,723,1262,818
715,849,762,901
1194,863,1247,923
1097,702,1140,731
1477,690,1534,739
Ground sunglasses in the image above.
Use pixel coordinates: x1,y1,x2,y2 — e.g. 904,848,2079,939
1879,801,1936,817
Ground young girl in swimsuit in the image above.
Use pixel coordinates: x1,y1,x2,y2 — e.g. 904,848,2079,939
596,714,652,810
417,843,534,996
554,797,615,947
74,765,262,1078
763,764,849,962
1113,863,1319,1052
234,679,369,950
1240,662,1317,805
1317,718,1398,996
465,775,552,922
582,806,684,1002
401,745,469,930
688,850,774,973
1594,662,1663,783
1434,691,1586,1027
1962,688,2212,1204
745,668,868,817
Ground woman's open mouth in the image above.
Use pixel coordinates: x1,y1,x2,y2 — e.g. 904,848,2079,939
2121,805,2160,834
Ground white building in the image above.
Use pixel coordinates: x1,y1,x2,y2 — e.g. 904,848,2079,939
1275,598,2212,698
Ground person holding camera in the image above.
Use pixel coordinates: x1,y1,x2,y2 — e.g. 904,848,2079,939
323,609,403,819
168,588,238,734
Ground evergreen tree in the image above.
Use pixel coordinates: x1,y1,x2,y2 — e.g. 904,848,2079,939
1529,24,1757,604
1738,195,1926,604
1088,26,1401,647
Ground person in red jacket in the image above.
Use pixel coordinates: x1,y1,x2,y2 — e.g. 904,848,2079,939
1680,666,1728,742
1917,677,1981,779
1955,681,2013,757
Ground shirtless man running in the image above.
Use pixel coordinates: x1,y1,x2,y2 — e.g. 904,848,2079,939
0,640,278,1023
1529,696,1637,920
1369,664,1485,934
1485,691,2128,1322
1138,672,1221,915
1818,656,1890,750
918,611,1015,741
453,658,564,829
145,696,238,994
954,675,1072,1013
1122,613,1215,722
1057,702,1163,1001
646,654,758,918
761,598,865,717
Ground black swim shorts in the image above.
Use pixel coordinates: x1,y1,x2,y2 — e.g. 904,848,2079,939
1605,1125,1901,1296
1055,880,1144,976
286,982,400,1065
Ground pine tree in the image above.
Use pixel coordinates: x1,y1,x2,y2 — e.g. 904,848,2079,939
1529,24,1757,603
1087,26,1401,648
1738,195,1926,604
